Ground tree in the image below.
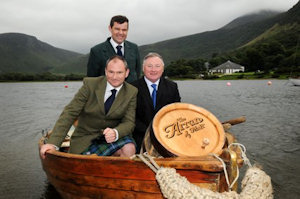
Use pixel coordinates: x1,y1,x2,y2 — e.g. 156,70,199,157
243,48,264,71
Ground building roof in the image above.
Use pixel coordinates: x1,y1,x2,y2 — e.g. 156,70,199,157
211,60,244,70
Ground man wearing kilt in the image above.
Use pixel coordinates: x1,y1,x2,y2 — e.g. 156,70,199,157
40,55,137,158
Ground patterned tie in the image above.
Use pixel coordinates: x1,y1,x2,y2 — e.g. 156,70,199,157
116,45,123,56
151,84,157,108
105,89,117,114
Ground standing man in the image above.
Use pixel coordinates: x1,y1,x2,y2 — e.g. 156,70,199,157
131,52,181,152
87,15,141,83
40,55,137,159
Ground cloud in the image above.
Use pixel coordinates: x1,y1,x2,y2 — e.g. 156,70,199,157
0,0,297,53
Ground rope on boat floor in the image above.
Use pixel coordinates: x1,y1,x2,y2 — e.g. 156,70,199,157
135,144,273,199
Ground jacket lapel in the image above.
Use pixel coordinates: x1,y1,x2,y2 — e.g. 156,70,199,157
106,83,128,116
156,78,164,108
123,40,131,59
95,77,107,115
140,78,155,110
112,90,123,114
103,39,117,57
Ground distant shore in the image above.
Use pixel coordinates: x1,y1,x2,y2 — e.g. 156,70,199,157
170,72,293,81
0,71,297,82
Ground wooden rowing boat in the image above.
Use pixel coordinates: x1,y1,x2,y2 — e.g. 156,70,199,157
39,116,245,199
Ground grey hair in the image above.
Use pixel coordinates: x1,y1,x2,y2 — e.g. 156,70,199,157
143,52,164,67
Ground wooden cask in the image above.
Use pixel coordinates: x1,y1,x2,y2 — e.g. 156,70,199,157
148,103,225,157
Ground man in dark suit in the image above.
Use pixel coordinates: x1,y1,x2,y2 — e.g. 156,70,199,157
40,55,138,159
131,52,181,152
87,15,141,83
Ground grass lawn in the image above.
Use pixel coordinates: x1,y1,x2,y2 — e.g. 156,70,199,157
212,72,289,80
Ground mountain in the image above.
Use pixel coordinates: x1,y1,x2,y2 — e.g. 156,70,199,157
0,33,82,73
59,9,284,74
0,2,298,75
229,1,300,72
51,54,89,74
277,1,300,25
139,10,282,64
221,10,280,29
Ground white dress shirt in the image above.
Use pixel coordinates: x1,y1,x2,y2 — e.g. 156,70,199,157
104,81,123,102
110,38,124,55
144,76,160,97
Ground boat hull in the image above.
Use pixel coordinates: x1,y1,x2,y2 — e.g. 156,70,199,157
39,127,243,199
41,153,229,198
40,140,242,199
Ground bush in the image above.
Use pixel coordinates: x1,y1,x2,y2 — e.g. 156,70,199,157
203,75,219,79
271,74,280,78
237,74,244,79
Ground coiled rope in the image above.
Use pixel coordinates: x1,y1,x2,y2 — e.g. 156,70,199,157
135,143,273,199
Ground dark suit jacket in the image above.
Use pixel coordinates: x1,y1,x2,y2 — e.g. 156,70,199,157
87,37,141,83
47,76,138,154
131,77,181,151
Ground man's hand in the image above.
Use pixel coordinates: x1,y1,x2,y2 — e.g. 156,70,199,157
40,144,56,159
103,128,117,143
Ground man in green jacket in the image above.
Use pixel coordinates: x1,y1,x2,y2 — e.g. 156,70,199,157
87,15,141,83
40,55,137,159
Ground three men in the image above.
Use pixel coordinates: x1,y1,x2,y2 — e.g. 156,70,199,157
41,14,181,157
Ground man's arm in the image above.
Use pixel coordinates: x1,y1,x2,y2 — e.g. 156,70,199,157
173,83,181,102
46,79,90,147
40,144,57,159
87,49,100,77
135,47,141,79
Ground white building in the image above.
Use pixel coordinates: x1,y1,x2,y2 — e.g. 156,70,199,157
209,60,245,74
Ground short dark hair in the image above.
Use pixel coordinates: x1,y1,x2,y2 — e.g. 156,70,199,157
110,15,129,27
106,55,128,69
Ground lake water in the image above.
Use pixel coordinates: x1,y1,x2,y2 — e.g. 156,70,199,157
0,80,299,199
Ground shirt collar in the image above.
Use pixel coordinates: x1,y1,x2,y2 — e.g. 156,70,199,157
144,76,160,86
106,81,123,94
110,38,124,50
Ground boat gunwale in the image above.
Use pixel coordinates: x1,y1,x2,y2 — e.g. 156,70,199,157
39,136,232,172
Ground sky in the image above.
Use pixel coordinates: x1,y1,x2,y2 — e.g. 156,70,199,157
0,0,298,54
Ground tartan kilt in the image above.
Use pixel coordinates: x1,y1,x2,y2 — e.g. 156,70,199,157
81,135,136,156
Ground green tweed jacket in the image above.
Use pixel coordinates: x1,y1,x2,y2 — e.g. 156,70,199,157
47,76,138,154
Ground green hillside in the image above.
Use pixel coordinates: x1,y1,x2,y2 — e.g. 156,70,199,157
138,11,281,64
221,10,280,30
0,33,82,73
213,2,300,73
59,10,283,74
51,54,88,74
214,23,299,72
0,1,298,76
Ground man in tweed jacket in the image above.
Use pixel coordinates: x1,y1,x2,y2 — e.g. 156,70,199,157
40,55,137,158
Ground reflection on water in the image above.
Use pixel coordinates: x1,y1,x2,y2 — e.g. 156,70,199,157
41,182,62,199
0,80,299,199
